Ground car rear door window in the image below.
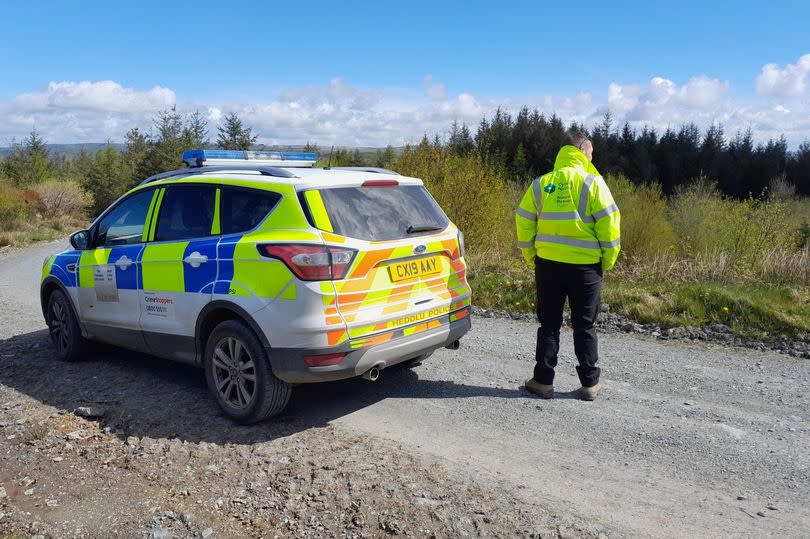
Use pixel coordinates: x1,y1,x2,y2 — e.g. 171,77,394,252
154,185,217,242
95,189,154,247
220,188,280,234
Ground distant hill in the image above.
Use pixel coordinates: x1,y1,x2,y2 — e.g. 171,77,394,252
254,144,405,163
0,143,125,159
0,143,403,162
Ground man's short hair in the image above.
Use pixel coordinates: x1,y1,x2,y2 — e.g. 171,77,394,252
563,131,590,149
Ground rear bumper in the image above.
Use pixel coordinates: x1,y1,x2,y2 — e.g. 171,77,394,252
270,315,471,384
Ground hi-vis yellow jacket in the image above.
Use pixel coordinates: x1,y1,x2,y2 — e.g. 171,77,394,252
515,145,621,270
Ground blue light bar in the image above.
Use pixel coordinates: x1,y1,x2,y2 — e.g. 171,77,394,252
182,149,317,168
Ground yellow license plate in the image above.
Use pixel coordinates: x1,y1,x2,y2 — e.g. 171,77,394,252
388,256,441,282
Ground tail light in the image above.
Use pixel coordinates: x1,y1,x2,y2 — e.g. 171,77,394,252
457,230,465,259
258,244,357,281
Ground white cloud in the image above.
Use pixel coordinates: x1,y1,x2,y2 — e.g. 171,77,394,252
678,76,729,107
14,81,175,113
278,77,382,111
207,107,223,123
756,53,810,98
0,70,808,148
423,75,446,101
0,81,176,144
596,76,734,134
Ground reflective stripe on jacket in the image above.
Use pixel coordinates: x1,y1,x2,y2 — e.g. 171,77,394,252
515,145,621,270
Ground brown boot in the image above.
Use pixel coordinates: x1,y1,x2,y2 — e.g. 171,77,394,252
525,378,554,399
581,383,603,401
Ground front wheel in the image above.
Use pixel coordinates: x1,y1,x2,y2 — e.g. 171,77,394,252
204,320,292,424
46,289,86,362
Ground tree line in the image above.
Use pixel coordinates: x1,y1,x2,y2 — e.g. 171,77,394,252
2,106,808,220
455,108,809,198
1,110,257,215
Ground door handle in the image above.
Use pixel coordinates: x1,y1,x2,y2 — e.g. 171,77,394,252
114,255,133,270
183,251,208,268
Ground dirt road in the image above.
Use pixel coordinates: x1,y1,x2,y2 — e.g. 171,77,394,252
1,241,808,538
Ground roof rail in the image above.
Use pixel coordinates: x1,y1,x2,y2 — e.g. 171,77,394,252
138,165,298,186
323,166,400,176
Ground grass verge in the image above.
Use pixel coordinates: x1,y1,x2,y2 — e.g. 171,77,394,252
0,215,82,249
468,269,810,342
602,282,810,341
0,225,68,249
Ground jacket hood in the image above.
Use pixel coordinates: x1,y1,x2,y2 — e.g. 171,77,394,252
554,145,601,176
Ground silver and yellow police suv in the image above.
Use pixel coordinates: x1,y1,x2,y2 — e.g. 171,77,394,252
40,150,472,423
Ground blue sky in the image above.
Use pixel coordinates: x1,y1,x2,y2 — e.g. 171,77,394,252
2,0,809,145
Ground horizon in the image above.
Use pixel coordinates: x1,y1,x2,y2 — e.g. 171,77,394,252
2,1,809,148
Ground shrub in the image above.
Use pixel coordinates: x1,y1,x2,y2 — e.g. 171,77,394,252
668,179,802,282
604,174,675,260
33,180,92,219
0,182,31,230
767,174,796,202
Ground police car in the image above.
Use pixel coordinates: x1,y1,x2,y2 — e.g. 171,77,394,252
40,150,472,423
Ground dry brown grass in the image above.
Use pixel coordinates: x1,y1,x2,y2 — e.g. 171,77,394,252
610,247,810,286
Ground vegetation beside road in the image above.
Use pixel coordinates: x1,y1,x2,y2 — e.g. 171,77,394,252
1,108,808,340
395,141,809,341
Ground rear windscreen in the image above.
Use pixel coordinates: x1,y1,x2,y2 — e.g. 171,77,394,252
316,185,449,241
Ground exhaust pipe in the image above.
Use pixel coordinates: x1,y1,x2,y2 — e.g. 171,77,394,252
362,366,380,381
445,339,460,350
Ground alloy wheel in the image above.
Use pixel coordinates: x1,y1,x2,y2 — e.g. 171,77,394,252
49,300,69,354
212,337,257,409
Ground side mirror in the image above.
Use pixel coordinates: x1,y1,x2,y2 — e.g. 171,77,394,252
69,230,90,250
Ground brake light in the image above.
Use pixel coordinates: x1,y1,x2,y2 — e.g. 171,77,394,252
258,244,357,281
362,180,399,187
304,352,346,367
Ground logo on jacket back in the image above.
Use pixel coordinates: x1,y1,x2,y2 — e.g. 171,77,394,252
414,244,427,254
543,184,556,194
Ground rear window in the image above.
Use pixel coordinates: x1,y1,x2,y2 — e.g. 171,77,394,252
316,185,449,241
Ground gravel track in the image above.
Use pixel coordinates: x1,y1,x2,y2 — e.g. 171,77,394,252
0,241,808,538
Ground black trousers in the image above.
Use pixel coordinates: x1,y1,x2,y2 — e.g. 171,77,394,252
534,257,602,387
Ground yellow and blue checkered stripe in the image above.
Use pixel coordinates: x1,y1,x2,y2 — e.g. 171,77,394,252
45,251,82,287
45,238,294,301
213,234,242,294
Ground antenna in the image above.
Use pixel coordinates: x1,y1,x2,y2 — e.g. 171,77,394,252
326,145,335,169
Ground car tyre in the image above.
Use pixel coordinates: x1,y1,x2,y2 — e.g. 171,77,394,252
46,289,87,362
204,320,292,424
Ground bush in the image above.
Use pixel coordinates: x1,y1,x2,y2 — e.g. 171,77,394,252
604,174,675,259
33,180,92,219
667,179,803,282
0,182,32,230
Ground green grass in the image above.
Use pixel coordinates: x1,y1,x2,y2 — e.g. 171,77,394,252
468,269,535,313
603,282,810,340
0,223,71,248
468,269,810,341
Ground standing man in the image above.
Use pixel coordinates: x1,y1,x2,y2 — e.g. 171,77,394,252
515,132,621,401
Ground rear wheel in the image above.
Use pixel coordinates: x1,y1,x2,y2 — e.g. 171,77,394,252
204,320,292,424
46,289,86,362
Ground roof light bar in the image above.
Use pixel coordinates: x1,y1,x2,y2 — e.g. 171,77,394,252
182,149,317,168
